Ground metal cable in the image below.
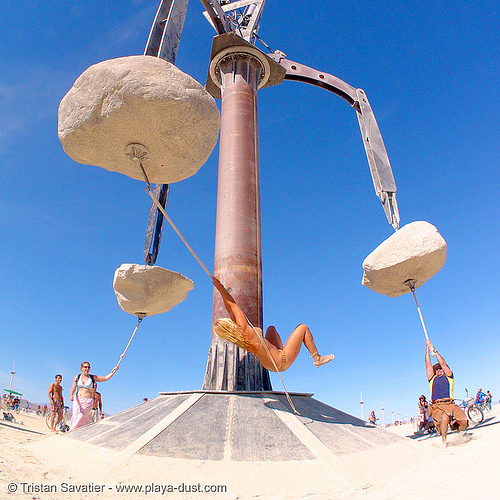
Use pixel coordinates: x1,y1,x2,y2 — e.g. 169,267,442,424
137,160,298,413
116,316,143,368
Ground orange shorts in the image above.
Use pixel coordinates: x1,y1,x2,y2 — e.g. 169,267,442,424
430,401,468,431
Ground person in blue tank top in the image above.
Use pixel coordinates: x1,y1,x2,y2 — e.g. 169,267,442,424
475,388,486,406
425,340,468,447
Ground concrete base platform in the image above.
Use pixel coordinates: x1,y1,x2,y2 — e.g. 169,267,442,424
30,391,408,497
65,391,403,461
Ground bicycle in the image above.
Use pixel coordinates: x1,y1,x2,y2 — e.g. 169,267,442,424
3,404,21,414
456,397,484,424
475,399,490,412
45,406,70,433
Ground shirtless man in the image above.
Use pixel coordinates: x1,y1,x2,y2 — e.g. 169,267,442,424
92,389,104,420
47,374,64,433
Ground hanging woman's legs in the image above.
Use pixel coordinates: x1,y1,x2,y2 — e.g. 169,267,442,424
211,279,334,372
254,324,334,372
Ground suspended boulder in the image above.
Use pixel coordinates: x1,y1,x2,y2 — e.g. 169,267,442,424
58,55,220,183
113,263,194,317
362,221,447,297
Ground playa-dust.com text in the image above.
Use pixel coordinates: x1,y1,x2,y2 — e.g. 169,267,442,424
9,481,228,495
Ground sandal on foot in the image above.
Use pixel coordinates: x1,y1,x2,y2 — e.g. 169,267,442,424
314,354,335,367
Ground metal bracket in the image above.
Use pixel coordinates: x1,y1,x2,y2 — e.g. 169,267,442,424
274,56,359,107
356,89,399,229
200,0,233,34
272,55,400,230
205,32,285,99
124,143,150,162
202,0,266,43
404,279,417,292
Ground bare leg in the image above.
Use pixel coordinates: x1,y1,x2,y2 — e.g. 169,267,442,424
439,413,450,448
285,324,334,368
213,281,333,371
55,410,63,428
260,324,333,370
50,411,57,432
264,326,283,350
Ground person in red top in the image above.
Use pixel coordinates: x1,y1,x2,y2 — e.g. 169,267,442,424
425,340,467,447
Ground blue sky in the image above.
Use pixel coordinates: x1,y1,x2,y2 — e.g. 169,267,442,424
1,0,498,422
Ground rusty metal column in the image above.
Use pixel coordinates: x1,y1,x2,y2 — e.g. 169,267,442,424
202,54,271,391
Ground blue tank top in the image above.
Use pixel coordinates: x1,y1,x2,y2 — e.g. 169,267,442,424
429,373,454,401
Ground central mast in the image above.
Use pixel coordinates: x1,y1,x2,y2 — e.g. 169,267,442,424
203,51,271,390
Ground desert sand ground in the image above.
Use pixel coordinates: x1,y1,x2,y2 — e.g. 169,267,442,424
1,405,499,499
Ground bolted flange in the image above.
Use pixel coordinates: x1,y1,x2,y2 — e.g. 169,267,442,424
124,143,150,162
206,33,286,99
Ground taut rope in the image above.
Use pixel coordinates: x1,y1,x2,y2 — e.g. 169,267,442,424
135,157,298,414
405,279,437,357
115,315,145,368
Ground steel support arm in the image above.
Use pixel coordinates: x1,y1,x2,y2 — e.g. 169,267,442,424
275,56,400,230
199,0,233,34
145,0,190,61
142,0,190,264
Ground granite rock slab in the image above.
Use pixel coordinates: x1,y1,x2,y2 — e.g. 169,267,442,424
362,221,447,297
58,55,220,183
113,263,194,317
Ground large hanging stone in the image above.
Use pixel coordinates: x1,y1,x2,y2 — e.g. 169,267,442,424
58,55,220,183
113,263,194,317
362,221,447,297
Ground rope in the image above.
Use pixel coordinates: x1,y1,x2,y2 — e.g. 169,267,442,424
145,186,213,280
405,280,436,357
116,316,144,368
246,318,299,414
135,158,298,413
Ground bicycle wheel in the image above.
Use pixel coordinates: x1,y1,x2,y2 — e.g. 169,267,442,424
467,405,484,424
45,412,52,430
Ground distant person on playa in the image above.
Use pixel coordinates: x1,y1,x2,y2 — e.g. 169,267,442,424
143,398,148,403
417,395,434,434
47,374,64,433
69,361,118,430
368,410,377,425
425,340,468,447
485,391,492,410
92,389,104,420
475,388,486,406
3,411,14,422
212,277,334,372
